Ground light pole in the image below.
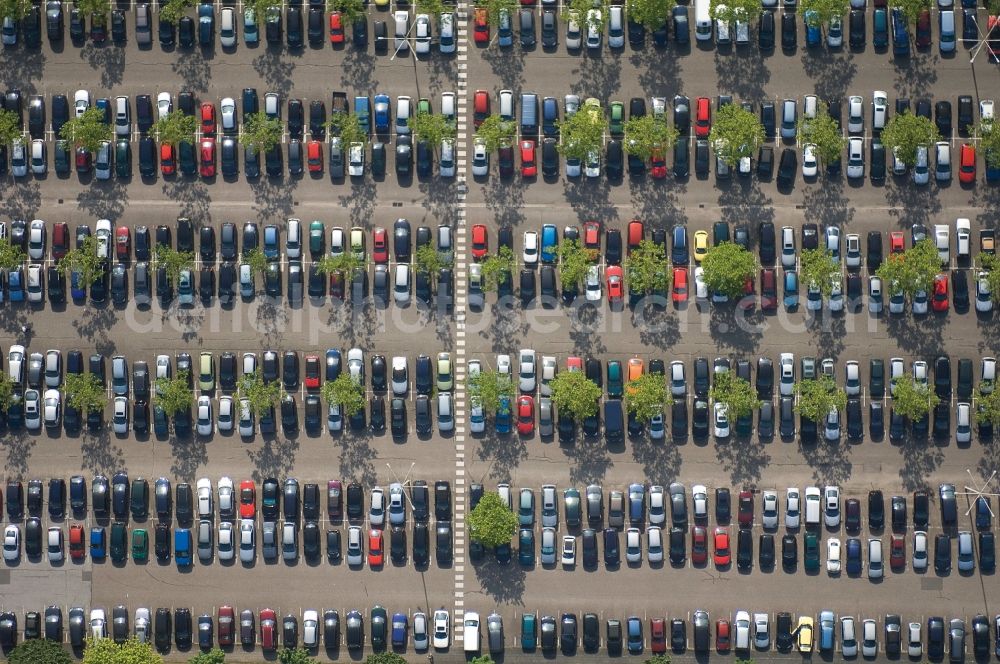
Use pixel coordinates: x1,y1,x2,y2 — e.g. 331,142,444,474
965,14,994,100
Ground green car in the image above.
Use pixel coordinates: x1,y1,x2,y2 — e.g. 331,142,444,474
309,220,325,257
110,522,128,563
54,140,71,175
417,97,432,116
131,529,148,562
804,532,820,572
609,101,625,138
521,612,537,650
607,360,623,398
115,139,131,178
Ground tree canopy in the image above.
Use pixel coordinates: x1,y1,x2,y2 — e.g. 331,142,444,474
797,106,847,166
58,236,104,286
468,492,518,548
795,376,848,422
152,112,198,146
558,239,597,290
708,103,765,167
623,115,679,162
549,370,602,419
65,372,108,415
467,369,515,415
328,0,366,23
881,112,940,166
480,246,515,292
800,248,841,297
59,107,113,153
82,638,163,664
625,239,671,295
625,372,672,422
626,0,675,29
476,115,517,152
875,238,940,298
321,372,366,417
556,101,607,161
154,370,193,417
0,109,23,146
891,374,939,420
700,242,756,298
709,371,762,418
243,112,284,153
238,370,282,415
9,638,73,664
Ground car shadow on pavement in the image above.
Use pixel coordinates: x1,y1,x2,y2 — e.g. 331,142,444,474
799,438,853,486
79,429,127,476
475,430,527,483
895,437,944,492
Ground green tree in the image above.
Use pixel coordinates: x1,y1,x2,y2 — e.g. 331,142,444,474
243,247,268,276
798,0,849,27
0,0,33,20
709,371,762,419
700,242,756,299
550,370,603,420
321,372,365,417
415,243,446,277
154,246,195,283
476,115,517,152
238,370,282,416
795,376,848,422
892,374,939,420
365,654,409,664
476,0,517,27
9,638,73,664
0,374,15,412
881,112,940,166
623,114,679,162
82,638,162,664
65,373,107,416
328,112,367,145
800,248,841,297
152,112,198,146
243,112,284,154
977,390,1000,427
710,0,756,22
408,111,455,148
557,100,607,161
888,0,930,24
188,649,226,664
470,656,496,664
328,0,365,24
60,107,112,153
645,655,672,664
158,0,194,24
0,109,23,146
315,253,363,280
480,246,515,292
709,104,765,167
564,0,609,31
0,237,25,271
625,239,671,295
974,123,1000,167
154,370,193,417
625,372,672,423
875,238,940,298
468,492,518,548
58,236,104,286
76,0,112,15
627,0,675,29
244,0,277,31
978,254,1000,304
797,106,847,166
558,239,596,291
467,369,515,415
277,648,315,664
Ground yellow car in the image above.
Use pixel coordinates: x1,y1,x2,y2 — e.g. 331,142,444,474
374,0,389,8
693,230,709,263
797,616,814,653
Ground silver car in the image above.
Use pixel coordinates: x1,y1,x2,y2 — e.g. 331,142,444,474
238,519,255,564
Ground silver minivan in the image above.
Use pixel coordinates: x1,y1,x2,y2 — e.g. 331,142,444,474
114,96,130,136
935,141,951,181
393,264,410,304
867,538,883,579
939,10,955,52
393,10,409,52
437,392,453,431
780,99,797,139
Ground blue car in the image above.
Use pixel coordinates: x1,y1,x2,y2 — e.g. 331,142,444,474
354,96,371,135
627,616,643,654
521,613,537,650
819,610,835,651
8,267,24,302
497,8,512,46
198,3,213,45
804,11,821,47
374,94,391,134
986,151,1000,183
783,270,799,309
976,497,992,530
90,527,106,560
540,224,558,263
518,528,534,566
391,613,407,648
263,224,279,260
845,538,862,575
496,396,511,434
175,528,192,566
891,8,909,56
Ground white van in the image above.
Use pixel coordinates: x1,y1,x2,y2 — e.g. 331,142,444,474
804,486,821,527
393,10,409,52
935,141,951,181
867,538,883,579
439,12,455,52
396,96,412,135
939,10,955,52
803,94,818,119
286,218,301,258
220,7,236,47
463,611,481,653
440,92,456,127
956,218,971,258
497,483,512,509
114,96,130,136
695,0,712,41
499,90,514,121
608,5,624,47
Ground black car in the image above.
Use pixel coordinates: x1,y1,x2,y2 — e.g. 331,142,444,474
541,138,558,177
695,139,709,176
758,10,774,49
777,147,796,187
138,137,156,177
781,12,796,49
395,136,412,176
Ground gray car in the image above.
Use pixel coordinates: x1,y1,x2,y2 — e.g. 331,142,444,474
329,137,344,179
669,483,688,528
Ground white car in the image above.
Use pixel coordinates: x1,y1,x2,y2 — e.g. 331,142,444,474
802,143,818,177
828,278,844,312
391,356,408,395
2,525,18,561
625,527,641,563
432,609,450,649
347,348,364,383
779,353,794,396
913,144,930,184
845,361,860,395
238,399,254,437
647,526,664,562
27,219,45,260
912,287,928,314
156,92,172,120
734,611,751,650
585,9,602,48
585,149,600,177
913,360,928,386
753,613,770,649
238,519,255,563
761,490,778,528
196,478,213,517
43,389,60,428
218,522,234,561
370,486,385,526
694,266,708,301
845,233,861,268
824,486,840,527
135,608,151,644
90,609,106,640
561,535,576,566
847,137,864,179
347,142,364,177
585,265,601,302
346,526,364,566
713,402,729,438
913,531,928,570
469,398,485,434
217,396,234,432
217,477,234,517
981,99,995,128
303,610,319,649
566,11,582,48
649,485,666,525
414,13,431,54
413,612,429,651
908,622,923,657
220,97,236,133
806,281,822,311
472,138,489,177
869,276,883,313
691,485,707,522
523,231,539,264
388,483,406,526
95,218,112,259
872,90,888,129
518,349,536,392
540,356,556,396
862,619,878,658
196,395,213,436
785,488,800,528
847,95,864,133
496,354,512,377
827,537,842,573
111,395,127,434
74,89,90,118
842,617,858,657
978,271,993,312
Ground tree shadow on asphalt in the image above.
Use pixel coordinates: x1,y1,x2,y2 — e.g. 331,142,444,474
0,430,34,479
630,179,686,228
336,429,379,486
631,440,682,487
569,51,623,102
418,178,458,222
565,435,613,485
885,313,946,359
884,179,941,230
338,181,377,229
168,436,209,483
251,53,297,97
473,558,526,605
170,305,207,344
715,48,772,101
162,179,212,224
481,301,529,354
564,178,619,229
632,47,683,104
170,50,212,93
892,53,939,98
0,180,41,221
0,48,44,94
256,299,291,349
799,440,853,486
79,430,127,476
971,179,1000,232
809,311,847,361
895,436,945,492
421,51,456,97
247,434,300,484
78,181,129,222
568,304,608,356
72,305,119,357
250,176,298,223
481,46,525,90
340,48,376,92
708,306,763,354
976,437,1000,487
474,431,528,482
327,299,380,348
976,312,1000,356
802,179,854,228
715,439,770,486
80,43,125,88
0,305,33,339
718,181,774,230
634,302,681,352
481,178,526,229
800,50,857,102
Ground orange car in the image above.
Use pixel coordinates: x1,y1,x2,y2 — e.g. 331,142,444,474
959,143,976,184
160,143,175,175
368,529,384,567
239,481,256,519
672,267,688,303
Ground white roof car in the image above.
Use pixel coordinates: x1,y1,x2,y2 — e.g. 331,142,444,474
827,537,842,573
330,227,345,256
239,519,255,563
847,137,864,179
518,349,536,392
414,14,431,54
433,609,450,649
934,224,950,264
217,395,234,432
956,217,971,257
111,396,127,434
388,482,406,526
74,89,90,118
540,356,556,396
523,231,539,264
691,485,707,521
913,360,928,386
47,527,64,562
585,265,601,302
694,266,708,301
848,95,863,133
370,486,385,526
754,613,770,649
713,401,729,438
346,526,363,565
977,271,993,312
472,138,489,177
135,608,151,643
90,609,106,639
218,522,234,561
842,617,858,657
862,619,878,657
566,11,582,48
395,95,412,135
561,535,576,566
779,353,795,396
845,233,861,267
734,611,751,651
391,356,408,395
348,142,364,176
824,486,840,526
220,97,236,132
218,477,234,516
43,389,60,428
156,91,172,120
413,612,429,651
889,357,904,395
670,361,686,397
439,12,455,53
869,276,883,313
470,398,485,433
196,478,213,517
913,144,929,184
586,9,602,48
761,490,778,528
913,531,928,570
625,527,641,563
496,354,511,376
239,399,254,436
872,91,888,129
196,395,213,436
647,525,663,562
649,485,666,525
303,610,319,649
802,144,818,177
981,99,995,127
845,360,860,395
908,622,922,657
785,488,800,528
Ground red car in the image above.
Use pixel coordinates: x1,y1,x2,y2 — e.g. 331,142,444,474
650,147,667,179
932,273,949,312
606,265,624,303
373,227,388,264
737,490,753,527
691,525,708,565
760,268,777,312
890,534,906,570
218,606,235,646
713,527,731,567
307,140,323,173
672,267,687,303
69,524,85,560
516,395,534,435
988,15,1000,58
115,226,130,261
51,221,69,260
330,271,345,300
915,9,931,47
260,609,276,651
650,618,667,654
566,356,583,372
960,143,976,184
75,146,92,172
584,221,601,250
627,219,644,252
473,8,489,44
239,480,255,519
368,529,384,567
520,140,537,178
200,102,216,135
889,231,905,254
329,11,344,42
160,143,175,175
695,97,711,138
716,619,731,652
739,274,755,311
473,90,490,129
471,224,488,259
304,354,321,389
199,138,216,177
